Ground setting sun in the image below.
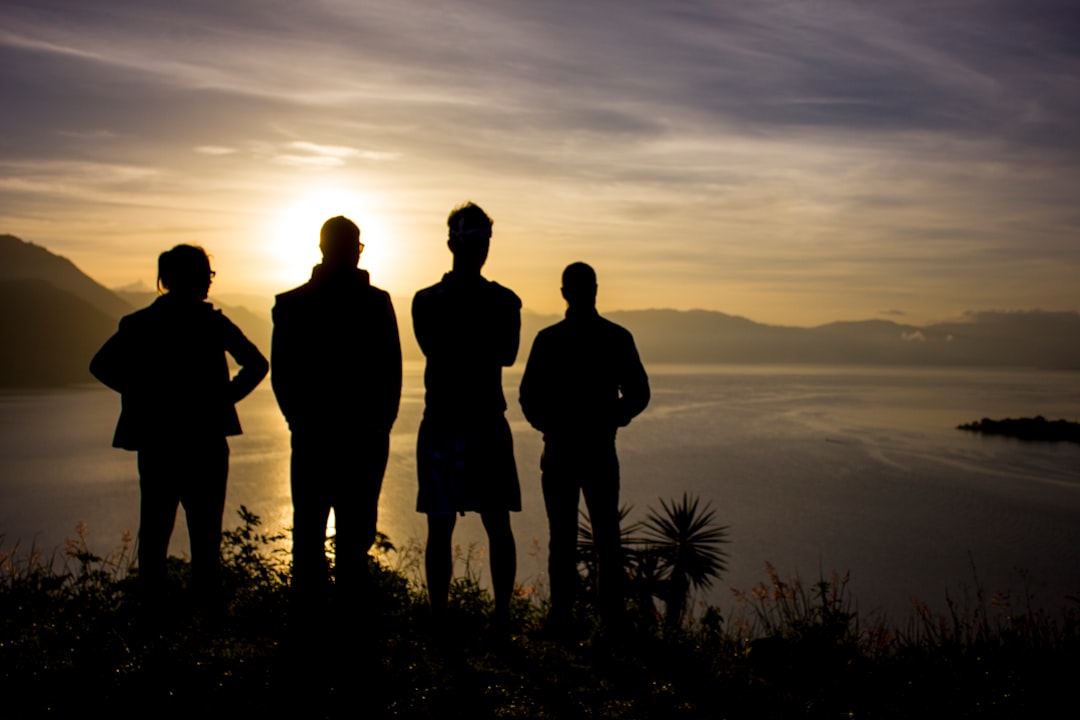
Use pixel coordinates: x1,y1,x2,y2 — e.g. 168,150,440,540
269,187,394,288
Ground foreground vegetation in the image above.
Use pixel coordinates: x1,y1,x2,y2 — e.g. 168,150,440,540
2,508,1077,719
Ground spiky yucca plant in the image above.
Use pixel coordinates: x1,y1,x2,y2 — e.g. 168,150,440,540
643,492,730,630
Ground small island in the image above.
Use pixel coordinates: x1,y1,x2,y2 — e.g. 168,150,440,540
957,415,1080,443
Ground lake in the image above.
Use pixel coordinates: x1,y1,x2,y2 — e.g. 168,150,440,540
2,363,1078,620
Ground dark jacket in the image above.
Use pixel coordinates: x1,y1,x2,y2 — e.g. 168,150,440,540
519,307,650,442
412,272,521,421
272,265,401,435
90,294,268,451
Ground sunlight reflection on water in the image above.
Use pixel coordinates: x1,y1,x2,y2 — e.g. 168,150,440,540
2,363,1078,618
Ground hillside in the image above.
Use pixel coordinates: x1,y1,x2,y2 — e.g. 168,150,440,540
0,235,272,386
0,235,133,319
2,233,1079,386
609,309,1080,369
0,279,117,386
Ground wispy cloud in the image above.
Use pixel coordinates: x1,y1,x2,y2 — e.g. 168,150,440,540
195,146,237,156
0,160,161,199
0,0,1078,322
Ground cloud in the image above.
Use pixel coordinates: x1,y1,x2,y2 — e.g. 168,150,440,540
0,0,1078,320
195,146,236,156
285,142,398,162
0,159,161,199
265,141,400,168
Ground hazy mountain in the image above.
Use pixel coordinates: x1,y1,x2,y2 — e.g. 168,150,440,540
0,278,117,386
1,235,272,386
925,311,1080,369
0,235,133,319
608,310,1080,369
0,235,133,386
2,233,1079,387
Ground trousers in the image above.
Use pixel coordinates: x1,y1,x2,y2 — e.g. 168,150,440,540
137,438,229,604
541,437,624,618
290,430,390,601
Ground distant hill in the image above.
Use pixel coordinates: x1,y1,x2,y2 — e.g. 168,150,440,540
2,233,1079,386
0,235,134,386
0,234,133,319
0,279,117,386
609,309,1080,368
0,235,272,387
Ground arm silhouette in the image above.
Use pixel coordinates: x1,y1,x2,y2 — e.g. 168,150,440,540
90,317,136,393
496,294,521,367
222,313,268,403
519,332,553,434
270,301,300,425
377,293,403,433
615,333,650,427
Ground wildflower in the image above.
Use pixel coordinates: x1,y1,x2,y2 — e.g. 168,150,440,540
765,561,779,586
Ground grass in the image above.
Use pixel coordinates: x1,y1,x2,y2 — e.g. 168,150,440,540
2,510,1078,719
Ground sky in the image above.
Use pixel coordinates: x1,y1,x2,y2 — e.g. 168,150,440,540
1,0,1079,325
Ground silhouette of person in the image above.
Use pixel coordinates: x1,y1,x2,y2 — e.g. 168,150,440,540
271,216,402,614
90,244,268,617
413,202,521,634
519,262,649,633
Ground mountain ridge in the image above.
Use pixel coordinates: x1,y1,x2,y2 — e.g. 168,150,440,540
2,233,1079,387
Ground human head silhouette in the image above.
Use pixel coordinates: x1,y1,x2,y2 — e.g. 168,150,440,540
157,244,214,300
447,202,492,274
319,215,363,269
561,262,597,310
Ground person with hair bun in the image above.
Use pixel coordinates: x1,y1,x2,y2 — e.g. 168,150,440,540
91,244,268,621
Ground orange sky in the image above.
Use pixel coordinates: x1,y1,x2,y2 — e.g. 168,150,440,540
2,1,1079,326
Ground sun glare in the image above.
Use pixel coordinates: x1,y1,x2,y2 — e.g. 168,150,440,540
270,187,394,287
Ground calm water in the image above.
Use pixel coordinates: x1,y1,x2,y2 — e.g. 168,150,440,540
2,364,1078,619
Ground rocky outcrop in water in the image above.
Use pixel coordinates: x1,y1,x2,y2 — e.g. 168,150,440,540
957,416,1080,443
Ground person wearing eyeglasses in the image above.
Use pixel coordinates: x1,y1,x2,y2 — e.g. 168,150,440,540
271,216,402,628
91,244,268,622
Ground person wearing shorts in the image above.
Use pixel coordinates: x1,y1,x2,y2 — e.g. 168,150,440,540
412,202,521,633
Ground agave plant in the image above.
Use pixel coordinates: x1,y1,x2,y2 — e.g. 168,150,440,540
575,493,730,631
642,492,730,630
